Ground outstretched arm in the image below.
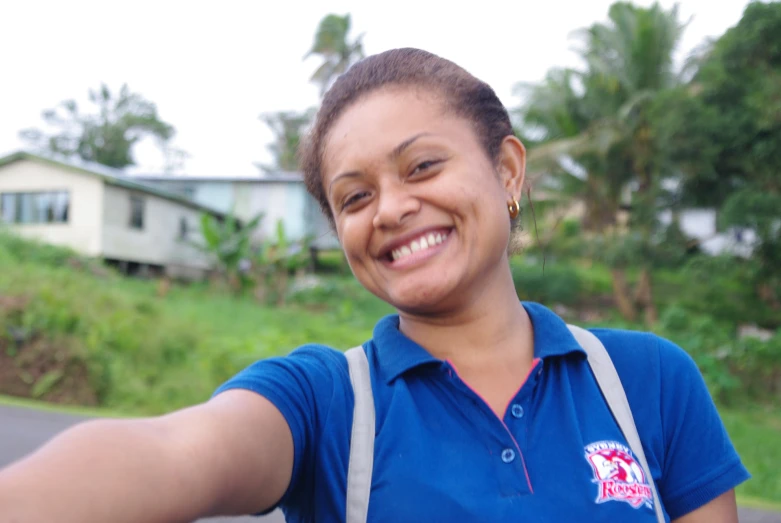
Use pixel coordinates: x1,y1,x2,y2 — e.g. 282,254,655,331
0,390,293,523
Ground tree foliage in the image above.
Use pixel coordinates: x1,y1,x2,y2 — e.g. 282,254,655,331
305,14,365,96
518,2,689,323
259,108,315,173
660,1,781,307
20,83,178,169
196,211,264,292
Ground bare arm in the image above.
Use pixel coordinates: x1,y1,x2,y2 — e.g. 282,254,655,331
672,490,739,523
0,390,293,523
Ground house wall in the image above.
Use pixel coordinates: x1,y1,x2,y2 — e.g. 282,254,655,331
0,159,104,256
661,208,756,257
138,178,339,247
101,184,212,277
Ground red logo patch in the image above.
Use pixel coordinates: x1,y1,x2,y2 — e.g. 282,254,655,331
585,441,653,509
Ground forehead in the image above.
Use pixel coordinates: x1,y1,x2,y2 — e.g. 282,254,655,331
322,87,466,177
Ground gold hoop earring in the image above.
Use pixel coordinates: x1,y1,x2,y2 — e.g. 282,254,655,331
508,197,520,219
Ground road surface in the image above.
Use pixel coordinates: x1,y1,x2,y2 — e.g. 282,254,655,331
1,404,778,522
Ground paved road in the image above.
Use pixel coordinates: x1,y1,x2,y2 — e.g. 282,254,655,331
1,404,778,522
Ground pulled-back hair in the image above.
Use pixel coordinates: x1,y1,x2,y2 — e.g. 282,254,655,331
299,48,515,223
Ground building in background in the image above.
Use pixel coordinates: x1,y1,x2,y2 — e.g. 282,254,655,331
0,151,225,279
134,173,339,251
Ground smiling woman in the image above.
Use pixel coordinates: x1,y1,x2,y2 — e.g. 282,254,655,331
0,48,749,523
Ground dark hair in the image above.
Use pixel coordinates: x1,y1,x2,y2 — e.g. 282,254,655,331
299,48,515,223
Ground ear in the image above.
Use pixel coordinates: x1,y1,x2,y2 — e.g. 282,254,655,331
497,135,526,202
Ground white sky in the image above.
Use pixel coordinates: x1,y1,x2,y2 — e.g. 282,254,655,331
0,0,750,176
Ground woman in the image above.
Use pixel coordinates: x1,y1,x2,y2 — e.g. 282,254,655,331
0,48,748,522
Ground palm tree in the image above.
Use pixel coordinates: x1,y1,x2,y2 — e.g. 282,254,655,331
518,68,631,234
519,2,688,324
305,14,365,96
258,108,316,173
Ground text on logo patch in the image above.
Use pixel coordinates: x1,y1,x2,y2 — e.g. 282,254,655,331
585,440,653,510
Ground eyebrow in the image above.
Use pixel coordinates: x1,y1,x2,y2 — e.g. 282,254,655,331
328,132,434,195
390,132,432,160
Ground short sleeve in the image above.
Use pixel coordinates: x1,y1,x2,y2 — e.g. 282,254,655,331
655,336,751,519
212,345,349,512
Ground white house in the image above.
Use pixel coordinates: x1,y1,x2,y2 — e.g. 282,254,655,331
0,151,226,279
134,174,339,251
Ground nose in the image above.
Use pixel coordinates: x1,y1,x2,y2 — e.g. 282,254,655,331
372,181,420,230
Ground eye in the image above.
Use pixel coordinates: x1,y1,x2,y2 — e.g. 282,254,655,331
410,159,443,177
341,190,371,211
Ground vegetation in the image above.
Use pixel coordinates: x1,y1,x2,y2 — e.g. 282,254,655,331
305,13,365,96
19,83,182,170
517,1,781,326
3,2,780,507
259,12,363,173
1,231,779,503
259,108,316,173
0,229,390,414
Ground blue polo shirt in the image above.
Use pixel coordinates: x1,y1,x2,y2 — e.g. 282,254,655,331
215,302,749,522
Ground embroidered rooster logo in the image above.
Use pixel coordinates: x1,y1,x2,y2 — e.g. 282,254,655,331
585,441,653,509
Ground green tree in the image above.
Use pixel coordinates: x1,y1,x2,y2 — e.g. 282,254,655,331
519,2,688,323
660,2,781,310
251,219,311,305
20,84,178,169
305,14,365,96
196,211,264,293
258,108,316,173
518,68,633,234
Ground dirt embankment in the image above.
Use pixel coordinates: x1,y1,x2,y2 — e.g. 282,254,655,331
0,295,97,406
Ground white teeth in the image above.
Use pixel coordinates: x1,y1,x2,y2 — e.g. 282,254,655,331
389,231,449,262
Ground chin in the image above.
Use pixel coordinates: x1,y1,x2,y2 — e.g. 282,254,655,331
384,280,460,315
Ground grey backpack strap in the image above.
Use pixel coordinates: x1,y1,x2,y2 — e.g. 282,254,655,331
567,325,665,523
344,346,375,523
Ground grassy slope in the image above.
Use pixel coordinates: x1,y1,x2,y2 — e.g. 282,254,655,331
0,233,779,504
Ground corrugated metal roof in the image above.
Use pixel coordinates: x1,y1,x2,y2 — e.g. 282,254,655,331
0,151,227,217
133,172,304,184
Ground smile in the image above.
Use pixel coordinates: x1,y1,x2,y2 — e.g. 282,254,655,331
391,231,449,262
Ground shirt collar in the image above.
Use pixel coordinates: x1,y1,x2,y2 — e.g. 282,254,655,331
371,301,586,384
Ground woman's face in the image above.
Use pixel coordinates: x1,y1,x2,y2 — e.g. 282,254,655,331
322,87,525,315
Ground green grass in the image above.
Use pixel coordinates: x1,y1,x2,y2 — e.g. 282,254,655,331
724,407,781,504
1,230,780,505
0,231,393,415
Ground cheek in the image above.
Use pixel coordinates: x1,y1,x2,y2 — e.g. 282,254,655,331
336,218,368,263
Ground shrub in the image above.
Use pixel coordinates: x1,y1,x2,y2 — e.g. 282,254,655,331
511,258,583,305
656,305,781,405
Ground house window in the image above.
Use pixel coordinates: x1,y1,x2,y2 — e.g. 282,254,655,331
0,191,70,224
129,195,145,230
178,216,188,239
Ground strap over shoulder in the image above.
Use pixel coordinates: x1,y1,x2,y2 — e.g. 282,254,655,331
344,329,666,523
567,325,665,523
344,346,375,523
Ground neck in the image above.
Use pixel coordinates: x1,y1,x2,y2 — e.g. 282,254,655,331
397,263,534,371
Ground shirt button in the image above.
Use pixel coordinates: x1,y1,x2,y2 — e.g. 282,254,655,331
510,404,524,418
501,448,516,463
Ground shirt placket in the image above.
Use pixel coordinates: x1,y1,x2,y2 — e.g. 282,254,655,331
445,363,537,497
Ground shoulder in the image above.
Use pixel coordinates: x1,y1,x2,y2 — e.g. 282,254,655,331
582,327,707,444
214,344,352,432
587,327,700,382
219,344,349,386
